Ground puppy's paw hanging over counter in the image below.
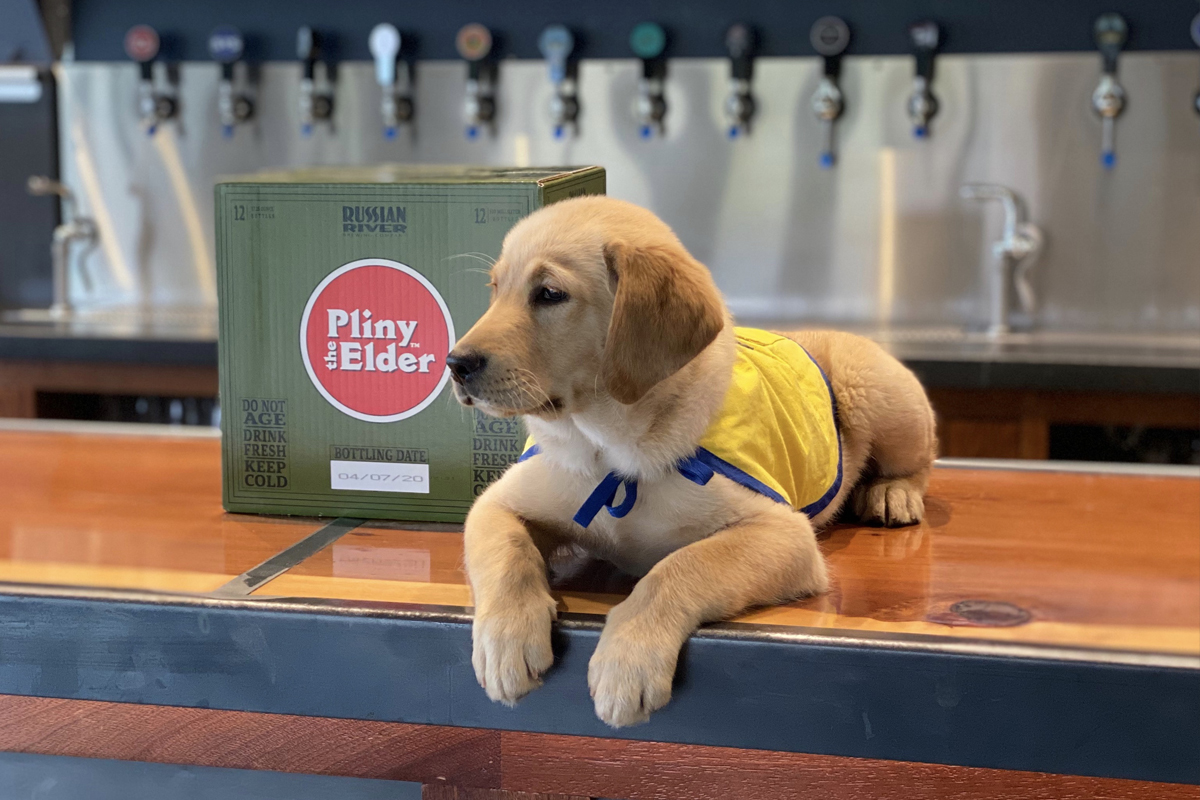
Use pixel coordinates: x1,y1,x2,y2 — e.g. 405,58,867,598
471,594,558,706
588,607,680,727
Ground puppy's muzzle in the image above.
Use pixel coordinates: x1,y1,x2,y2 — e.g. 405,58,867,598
447,350,488,386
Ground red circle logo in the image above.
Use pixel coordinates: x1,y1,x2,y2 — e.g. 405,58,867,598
124,25,160,62
300,259,455,422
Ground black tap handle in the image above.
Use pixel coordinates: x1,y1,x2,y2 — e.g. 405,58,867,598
725,24,756,81
642,58,666,81
811,16,850,79
297,26,320,79
1094,13,1127,75
909,20,940,80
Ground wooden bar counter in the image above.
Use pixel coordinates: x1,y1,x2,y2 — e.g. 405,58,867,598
0,421,1197,799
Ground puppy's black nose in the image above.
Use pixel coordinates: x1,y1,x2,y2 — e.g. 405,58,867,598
446,351,487,385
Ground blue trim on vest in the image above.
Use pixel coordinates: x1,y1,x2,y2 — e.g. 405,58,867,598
684,448,790,507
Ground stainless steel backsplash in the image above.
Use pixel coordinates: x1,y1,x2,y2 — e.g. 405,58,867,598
55,53,1200,332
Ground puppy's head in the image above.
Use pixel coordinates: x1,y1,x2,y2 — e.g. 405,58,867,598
448,196,725,418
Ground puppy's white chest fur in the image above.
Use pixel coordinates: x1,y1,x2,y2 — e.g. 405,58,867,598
583,471,742,575
507,445,760,577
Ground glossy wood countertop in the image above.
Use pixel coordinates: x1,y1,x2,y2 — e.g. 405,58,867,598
2,423,1197,656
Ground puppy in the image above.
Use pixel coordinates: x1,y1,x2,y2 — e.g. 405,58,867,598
448,196,936,727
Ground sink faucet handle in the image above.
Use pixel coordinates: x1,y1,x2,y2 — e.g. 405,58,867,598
960,183,1025,239
27,175,77,220
1011,221,1043,315
27,175,72,199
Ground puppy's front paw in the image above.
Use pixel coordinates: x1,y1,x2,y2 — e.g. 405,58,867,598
588,612,680,728
854,476,926,527
472,594,557,706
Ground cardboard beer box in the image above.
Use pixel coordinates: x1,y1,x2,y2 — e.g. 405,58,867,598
215,165,605,521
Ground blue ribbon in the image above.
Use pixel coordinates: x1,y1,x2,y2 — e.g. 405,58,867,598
572,454,721,528
573,472,638,527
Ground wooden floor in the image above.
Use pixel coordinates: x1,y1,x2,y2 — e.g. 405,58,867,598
1,427,1197,655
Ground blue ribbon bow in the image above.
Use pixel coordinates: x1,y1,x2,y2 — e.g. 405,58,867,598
572,453,718,528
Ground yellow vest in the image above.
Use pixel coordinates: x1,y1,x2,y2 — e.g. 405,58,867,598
520,327,842,526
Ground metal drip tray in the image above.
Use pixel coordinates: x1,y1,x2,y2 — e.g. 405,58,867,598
0,306,218,340
861,326,1200,368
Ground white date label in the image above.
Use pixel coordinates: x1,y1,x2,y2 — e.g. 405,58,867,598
330,460,429,493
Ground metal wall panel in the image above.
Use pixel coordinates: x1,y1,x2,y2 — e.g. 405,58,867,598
55,53,1200,332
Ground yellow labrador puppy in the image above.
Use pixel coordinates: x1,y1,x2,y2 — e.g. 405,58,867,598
448,196,936,728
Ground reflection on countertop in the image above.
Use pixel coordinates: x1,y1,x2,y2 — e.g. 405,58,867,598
9,420,1192,656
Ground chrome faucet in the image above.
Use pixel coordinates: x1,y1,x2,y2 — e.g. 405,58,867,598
27,176,97,319
959,184,1044,338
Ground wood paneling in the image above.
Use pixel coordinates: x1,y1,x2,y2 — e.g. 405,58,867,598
929,387,1200,460
0,694,500,789
1,694,1192,800
0,360,218,419
422,788,587,800
500,732,1200,800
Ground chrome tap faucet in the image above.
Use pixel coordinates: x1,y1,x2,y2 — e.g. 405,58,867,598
124,24,176,136
1091,13,1128,169
960,184,1044,338
809,16,850,167
630,22,668,139
457,23,497,140
27,176,98,319
906,21,941,139
723,24,757,138
539,24,579,139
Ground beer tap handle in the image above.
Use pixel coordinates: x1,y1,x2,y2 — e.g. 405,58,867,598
809,16,850,167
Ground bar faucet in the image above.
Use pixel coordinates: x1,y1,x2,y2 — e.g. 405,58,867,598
906,21,940,139
124,24,176,136
960,184,1044,339
457,23,497,140
723,24,757,138
297,27,335,136
630,22,668,139
370,23,414,140
209,26,254,138
27,176,98,319
539,24,578,139
1091,13,1128,169
809,16,850,167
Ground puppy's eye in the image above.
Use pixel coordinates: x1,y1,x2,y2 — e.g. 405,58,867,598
532,286,569,306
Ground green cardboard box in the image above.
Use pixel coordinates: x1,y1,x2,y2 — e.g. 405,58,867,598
215,165,606,521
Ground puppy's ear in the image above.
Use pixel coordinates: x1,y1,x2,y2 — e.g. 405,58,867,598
601,240,726,404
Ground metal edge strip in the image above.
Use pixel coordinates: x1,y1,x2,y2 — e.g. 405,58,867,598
1,581,1194,671
936,457,1200,478
211,517,364,597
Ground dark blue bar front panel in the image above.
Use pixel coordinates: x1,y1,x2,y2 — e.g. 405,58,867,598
71,0,1200,62
0,595,1196,785
0,752,422,800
